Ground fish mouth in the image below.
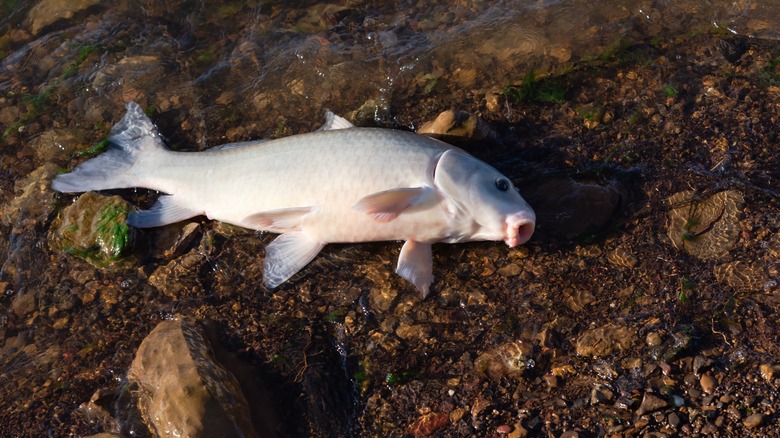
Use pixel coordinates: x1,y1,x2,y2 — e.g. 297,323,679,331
504,213,536,247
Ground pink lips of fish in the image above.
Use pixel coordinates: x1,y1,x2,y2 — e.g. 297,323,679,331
504,212,536,248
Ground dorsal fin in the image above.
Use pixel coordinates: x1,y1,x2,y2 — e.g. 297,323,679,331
317,110,355,131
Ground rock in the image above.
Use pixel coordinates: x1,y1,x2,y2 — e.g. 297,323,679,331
606,246,638,268
759,364,780,382
11,289,36,317
474,340,533,380
575,324,635,357
666,190,743,259
1,163,59,228
743,413,765,428
636,393,669,416
713,261,769,292
49,192,135,267
700,373,716,394
128,319,258,438
417,110,494,142
28,129,80,161
406,412,448,437
27,0,105,35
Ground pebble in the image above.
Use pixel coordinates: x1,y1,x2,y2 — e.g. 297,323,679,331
759,364,780,382
496,424,512,434
700,373,717,394
636,393,669,416
668,412,681,428
743,413,765,428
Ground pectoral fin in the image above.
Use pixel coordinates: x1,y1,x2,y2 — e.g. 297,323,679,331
263,232,325,289
242,207,317,232
396,240,433,297
128,195,202,228
353,187,432,222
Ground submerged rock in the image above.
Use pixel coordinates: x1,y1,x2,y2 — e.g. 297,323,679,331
50,192,135,267
27,0,106,35
128,319,258,438
667,190,744,259
576,324,635,357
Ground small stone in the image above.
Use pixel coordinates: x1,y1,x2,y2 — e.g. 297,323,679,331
636,393,669,416
700,373,716,394
759,364,780,382
11,289,36,317
646,332,663,347
668,412,681,428
743,413,765,429
497,263,522,277
496,424,512,434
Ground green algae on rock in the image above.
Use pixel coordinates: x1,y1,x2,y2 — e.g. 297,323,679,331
50,191,135,267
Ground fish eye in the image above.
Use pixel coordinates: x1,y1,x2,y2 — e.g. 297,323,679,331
495,178,510,192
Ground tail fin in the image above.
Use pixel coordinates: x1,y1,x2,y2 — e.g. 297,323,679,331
52,102,167,193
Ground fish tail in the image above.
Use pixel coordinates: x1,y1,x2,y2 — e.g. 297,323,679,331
52,101,167,193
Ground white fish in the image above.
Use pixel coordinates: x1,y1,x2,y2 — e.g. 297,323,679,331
53,102,535,296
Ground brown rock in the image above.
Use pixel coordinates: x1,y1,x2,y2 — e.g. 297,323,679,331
128,319,258,438
636,393,669,416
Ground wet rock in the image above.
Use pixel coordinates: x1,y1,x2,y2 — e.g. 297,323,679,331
28,129,80,162
417,110,494,142
92,56,165,100
148,253,206,298
590,384,615,405
699,372,717,394
667,190,744,259
11,289,36,317
0,105,19,125
50,192,134,267
759,364,780,382
563,288,595,312
575,324,635,357
743,413,765,429
27,0,106,35
713,261,768,291
474,340,533,380
1,163,59,228
606,245,638,268
406,412,448,437
520,177,629,240
636,393,669,416
128,319,258,438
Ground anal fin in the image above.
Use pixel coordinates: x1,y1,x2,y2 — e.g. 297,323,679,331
396,240,434,297
128,195,202,228
263,232,325,289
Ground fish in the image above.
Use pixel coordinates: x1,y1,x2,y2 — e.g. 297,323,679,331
52,102,536,296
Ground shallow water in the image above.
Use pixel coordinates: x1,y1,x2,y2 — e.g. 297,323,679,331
1,1,780,437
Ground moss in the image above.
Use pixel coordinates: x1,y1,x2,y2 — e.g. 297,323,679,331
503,69,566,104
662,84,678,97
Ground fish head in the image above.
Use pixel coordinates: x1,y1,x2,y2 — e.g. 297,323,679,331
433,149,535,247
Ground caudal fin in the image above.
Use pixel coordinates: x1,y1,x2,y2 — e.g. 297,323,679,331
52,102,167,193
